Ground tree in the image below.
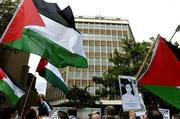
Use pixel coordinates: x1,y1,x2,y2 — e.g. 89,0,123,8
65,86,100,107
93,39,180,113
93,40,151,100
0,0,20,37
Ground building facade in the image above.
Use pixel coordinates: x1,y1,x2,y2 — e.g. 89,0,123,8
46,16,135,103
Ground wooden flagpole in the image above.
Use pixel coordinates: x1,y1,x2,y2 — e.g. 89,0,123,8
20,54,41,119
136,25,180,79
20,73,36,119
169,25,180,42
136,34,160,79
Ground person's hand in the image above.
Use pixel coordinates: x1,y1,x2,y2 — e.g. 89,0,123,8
129,110,136,119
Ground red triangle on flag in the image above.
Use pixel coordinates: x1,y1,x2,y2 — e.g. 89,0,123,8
36,58,48,72
0,68,6,80
138,36,180,86
1,0,45,43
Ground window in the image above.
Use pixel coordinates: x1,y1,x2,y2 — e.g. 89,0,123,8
89,72,95,78
102,66,108,71
106,30,111,35
95,41,100,46
101,41,106,46
95,66,100,71
107,41,112,46
118,30,122,35
101,46,106,52
82,80,87,87
82,72,88,78
101,59,107,64
95,29,100,34
101,52,107,59
123,31,127,35
89,29,94,34
83,40,88,46
89,66,94,72
89,80,94,86
75,80,81,86
112,30,116,35
95,46,101,52
68,72,75,79
89,40,94,46
95,59,101,65
101,29,105,34
95,52,100,58
95,71,101,76
68,80,74,86
83,29,88,34
89,52,94,58
89,58,94,64
78,28,83,32
113,41,118,47
69,67,75,71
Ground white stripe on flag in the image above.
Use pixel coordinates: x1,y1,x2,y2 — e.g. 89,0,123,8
26,14,85,58
46,63,65,83
3,76,24,98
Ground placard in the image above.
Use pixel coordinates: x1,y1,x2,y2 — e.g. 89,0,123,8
119,76,141,111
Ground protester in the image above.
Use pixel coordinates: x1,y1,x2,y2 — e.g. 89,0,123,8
24,108,37,119
129,110,136,119
91,113,101,119
68,108,78,119
57,110,69,119
88,111,100,119
102,105,119,119
0,106,18,119
37,95,53,119
144,110,163,119
172,114,180,119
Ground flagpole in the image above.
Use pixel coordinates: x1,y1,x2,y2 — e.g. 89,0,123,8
20,73,36,119
136,34,160,79
169,25,180,42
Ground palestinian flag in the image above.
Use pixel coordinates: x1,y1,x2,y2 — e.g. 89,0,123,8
0,0,88,68
36,58,68,94
138,36,180,109
0,68,25,105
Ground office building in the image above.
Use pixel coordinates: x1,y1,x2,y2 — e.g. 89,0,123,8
46,16,135,104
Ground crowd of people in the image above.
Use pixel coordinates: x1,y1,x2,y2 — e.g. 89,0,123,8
0,105,180,119
0,95,180,119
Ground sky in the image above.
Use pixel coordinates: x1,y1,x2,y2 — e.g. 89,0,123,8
30,0,180,94
56,0,180,43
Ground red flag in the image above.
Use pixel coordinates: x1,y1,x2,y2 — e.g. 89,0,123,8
138,36,180,109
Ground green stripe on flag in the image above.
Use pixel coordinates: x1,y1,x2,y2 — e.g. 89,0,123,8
43,68,68,94
143,85,180,109
6,28,88,68
0,81,20,105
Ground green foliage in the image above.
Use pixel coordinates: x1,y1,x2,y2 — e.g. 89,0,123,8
93,40,151,99
109,40,151,76
0,0,20,37
173,41,180,47
65,86,99,107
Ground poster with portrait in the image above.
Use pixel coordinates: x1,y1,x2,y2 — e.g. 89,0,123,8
119,75,141,111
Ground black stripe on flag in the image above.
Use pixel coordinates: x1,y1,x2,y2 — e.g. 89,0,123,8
164,39,180,61
32,0,76,30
